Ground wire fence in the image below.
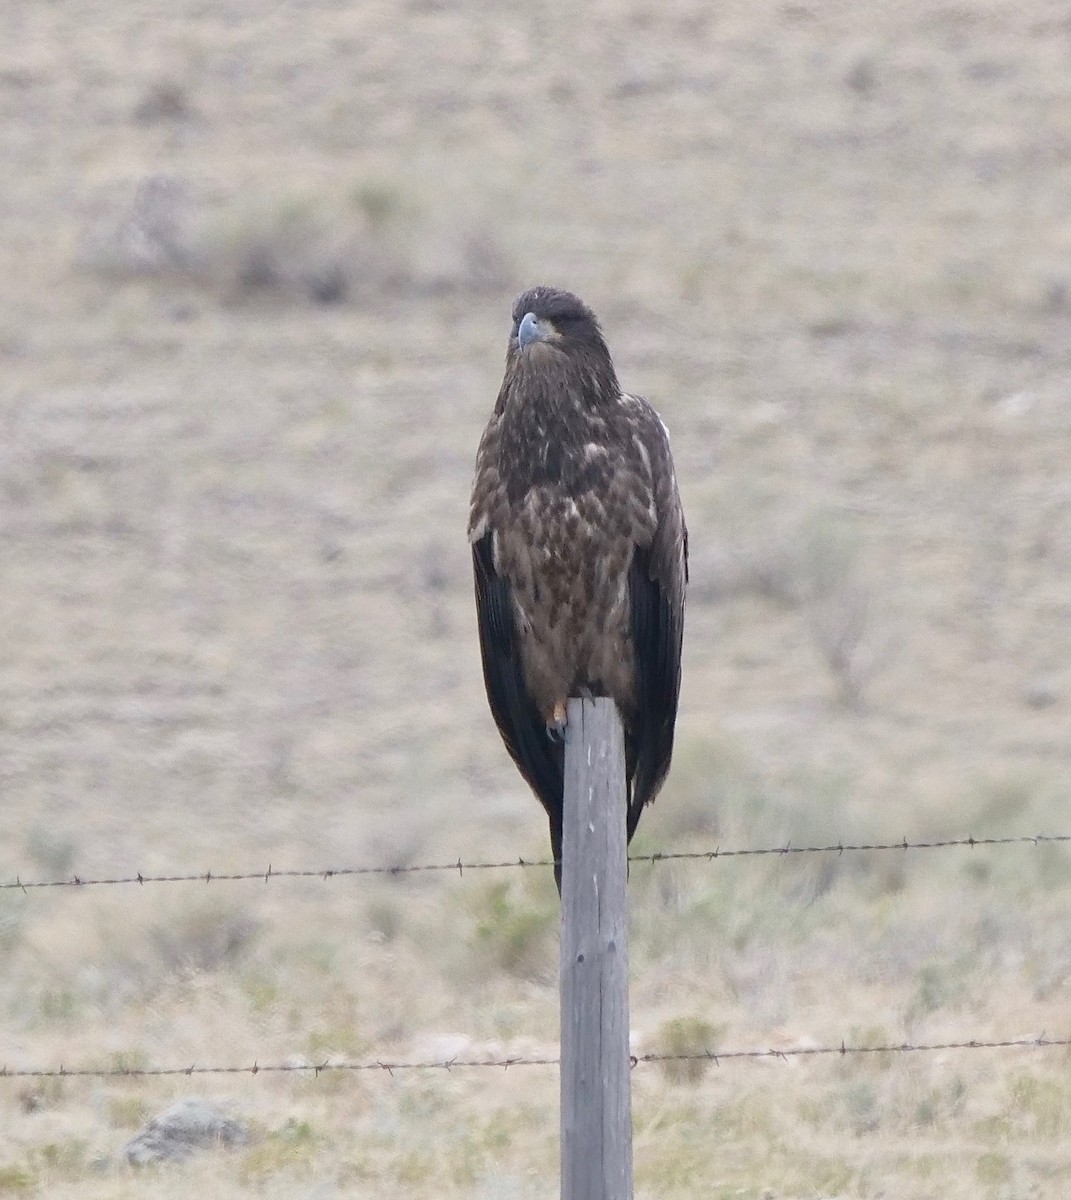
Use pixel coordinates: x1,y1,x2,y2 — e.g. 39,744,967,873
2,1035,1068,1082
2,831,1068,892
2,830,1068,1087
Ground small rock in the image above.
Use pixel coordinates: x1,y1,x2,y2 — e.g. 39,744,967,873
125,1097,248,1166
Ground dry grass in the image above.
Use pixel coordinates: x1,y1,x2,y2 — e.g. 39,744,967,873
2,0,1071,1195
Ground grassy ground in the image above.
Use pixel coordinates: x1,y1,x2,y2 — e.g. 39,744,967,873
1,0,1070,1195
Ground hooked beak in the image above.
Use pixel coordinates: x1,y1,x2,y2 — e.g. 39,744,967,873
517,311,546,347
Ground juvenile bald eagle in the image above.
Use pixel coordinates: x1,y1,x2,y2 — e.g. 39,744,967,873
468,286,687,890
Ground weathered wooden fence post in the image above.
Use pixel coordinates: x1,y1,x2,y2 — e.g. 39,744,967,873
560,697,633,1200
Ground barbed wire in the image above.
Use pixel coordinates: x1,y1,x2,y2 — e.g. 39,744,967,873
1,832,1068,893
1,1034,1066,1082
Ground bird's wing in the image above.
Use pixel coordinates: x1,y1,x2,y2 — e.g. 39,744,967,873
471,530,564,833
625,399,688,838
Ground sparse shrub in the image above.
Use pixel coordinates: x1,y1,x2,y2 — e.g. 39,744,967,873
1010,1073,1067,1138
0,897,26,957
655,1016,722,1084
838,1026,895,1074
711,510,890,707
35,1140,87,1176
0,1165,35,1194
36,988,77,1025
108,1049,150,1074
241,970,279,1013
133,78,193,124
306,1023,365,1062
716,534,803,606
108,1096,150,1130
239,1120,319,1182
77,174,513,308
469,880,556,981
798,512,877,708
351,181,406,230
907,962,963,1023
77,174,195,278
24,828,78,878
215,195,368,307
969,772,1039,832
365,899,404,944
842,1079,879,1134
915,1076,967,1128
647,732,741,844
16,1078,64,1114
975,1152,1011,1184
457,227,512,295
148,899,260,975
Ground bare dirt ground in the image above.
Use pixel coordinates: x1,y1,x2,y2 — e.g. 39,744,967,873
1,1,1070,1196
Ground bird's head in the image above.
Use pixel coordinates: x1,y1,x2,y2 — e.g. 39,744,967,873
505,286,618,400
509,286,601,352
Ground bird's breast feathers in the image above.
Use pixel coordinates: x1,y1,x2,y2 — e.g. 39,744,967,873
476,464,650,719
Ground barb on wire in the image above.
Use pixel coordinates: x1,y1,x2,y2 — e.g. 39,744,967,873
635,1033,1071,1066
0,1035,1066,1082
1,833,1068,893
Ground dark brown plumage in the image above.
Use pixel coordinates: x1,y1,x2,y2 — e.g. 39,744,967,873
468,286,687,891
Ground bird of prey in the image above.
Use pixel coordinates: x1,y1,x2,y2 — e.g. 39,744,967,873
468,286,687,890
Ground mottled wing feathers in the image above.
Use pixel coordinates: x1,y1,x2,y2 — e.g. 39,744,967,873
471,531,565,857
623,399,687,838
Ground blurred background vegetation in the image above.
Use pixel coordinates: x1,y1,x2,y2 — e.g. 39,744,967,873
0,1,1069,1196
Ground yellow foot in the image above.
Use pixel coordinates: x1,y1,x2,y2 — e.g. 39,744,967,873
547,700,568,743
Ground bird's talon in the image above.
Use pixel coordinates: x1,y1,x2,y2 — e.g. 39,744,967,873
547,700,568,743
